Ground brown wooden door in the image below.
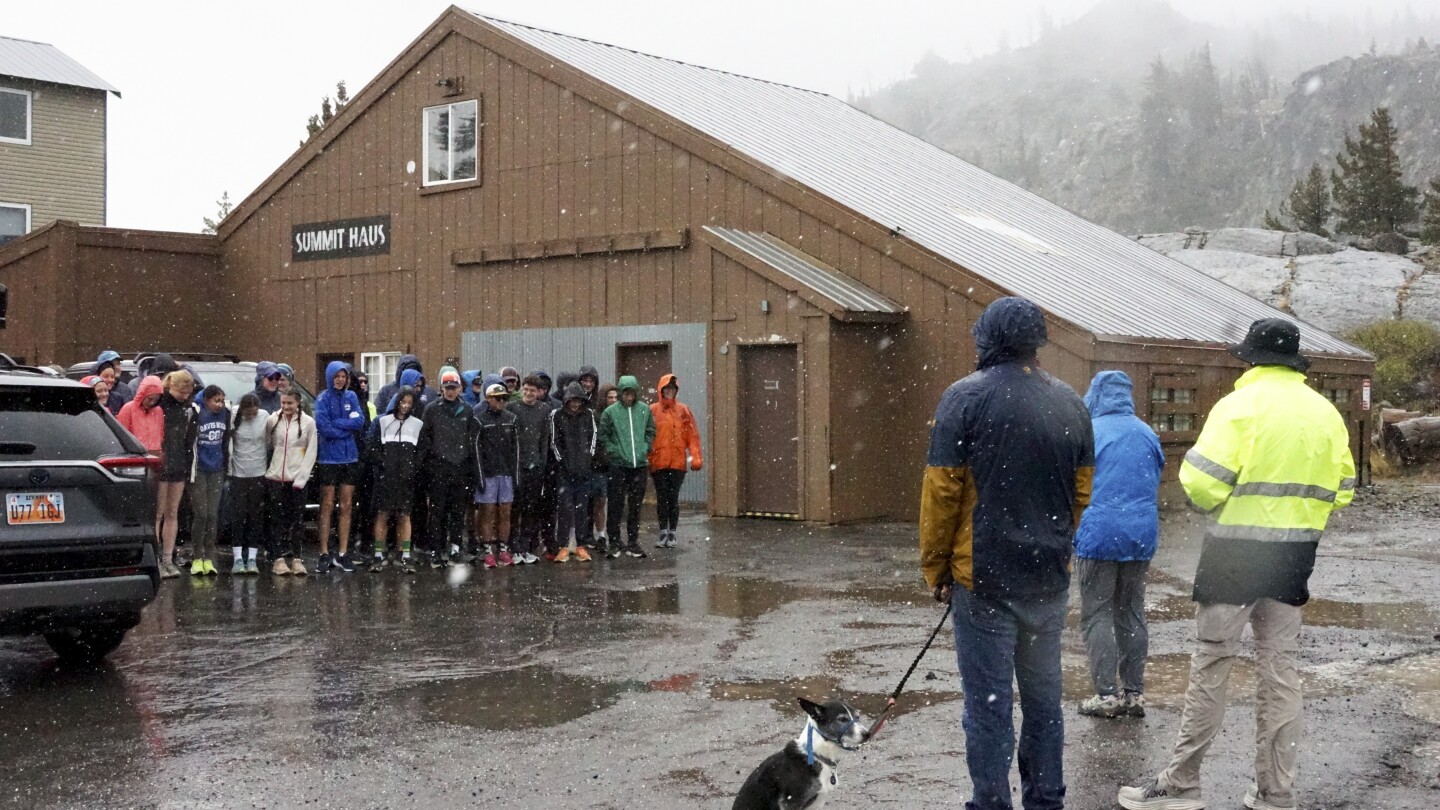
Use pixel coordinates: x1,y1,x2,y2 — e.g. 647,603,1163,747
616,343,672,404
315,352,356,393
739,344,799,516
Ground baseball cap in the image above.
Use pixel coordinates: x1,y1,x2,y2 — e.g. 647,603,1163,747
485,383,508,398
440,369,462,388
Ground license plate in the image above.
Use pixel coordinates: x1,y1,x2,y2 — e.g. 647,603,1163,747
6,492,65,525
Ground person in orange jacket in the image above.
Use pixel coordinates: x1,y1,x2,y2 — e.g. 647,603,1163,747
647,374,702,548
116,374,166,453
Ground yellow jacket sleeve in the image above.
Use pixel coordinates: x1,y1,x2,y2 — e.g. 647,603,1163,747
1332,417,1357,510
919,465,972,589
1180,395,1245,512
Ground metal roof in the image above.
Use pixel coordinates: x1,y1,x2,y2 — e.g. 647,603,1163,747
472,13,1368,358
703,227,904,317
0,36,119,96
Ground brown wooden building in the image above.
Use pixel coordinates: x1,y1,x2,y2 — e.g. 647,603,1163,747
0,7,1374,521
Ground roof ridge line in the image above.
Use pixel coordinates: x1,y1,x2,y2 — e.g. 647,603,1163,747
0,34,53,46
465,9,832,98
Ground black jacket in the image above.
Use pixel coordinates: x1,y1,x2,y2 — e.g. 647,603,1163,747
157,392,198,472
421,396,477,468
550,404,597,477
473,404,519,481
506,399,553,472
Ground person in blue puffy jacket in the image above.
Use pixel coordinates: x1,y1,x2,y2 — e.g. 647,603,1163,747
1074,370,1166,720
313,360,367,573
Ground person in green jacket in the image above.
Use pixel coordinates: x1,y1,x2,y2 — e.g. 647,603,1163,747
597,375,655,558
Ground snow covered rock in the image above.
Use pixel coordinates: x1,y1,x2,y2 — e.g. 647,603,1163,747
1288,250,1409,332
1166,249,1289,307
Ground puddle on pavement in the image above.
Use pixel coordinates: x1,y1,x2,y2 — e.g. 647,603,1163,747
418,665,633,731
1062,653,1350,707
595,576,936,623
1370,653,1440,725
708,675,961,719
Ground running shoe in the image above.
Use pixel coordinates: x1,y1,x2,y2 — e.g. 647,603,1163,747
189,559,205,576
1117,781,1205,810
290,558,308,576
231,558,247,575
574,546,592,562
335,553,355,573
271,558,292,576
244,559,259,575
400,557,417,574
1124,692,1147,717
483,551,497,569
521,552,539,565
160,561,182,579
625,544,647,559
315,553,333,574
203,559,218,575
497,549,514,567
370,556,389,572
1244,784,1295,810
1079,694,1125,718
553,548,571,563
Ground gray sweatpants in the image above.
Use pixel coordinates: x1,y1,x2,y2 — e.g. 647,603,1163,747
1158,599,1304,806
1077,557,1149,696
189,470,225,560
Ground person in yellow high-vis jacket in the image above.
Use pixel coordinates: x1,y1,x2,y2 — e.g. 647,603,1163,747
1121,318,1355,810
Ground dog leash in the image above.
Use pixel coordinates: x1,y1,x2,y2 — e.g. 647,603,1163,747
866,602,951,741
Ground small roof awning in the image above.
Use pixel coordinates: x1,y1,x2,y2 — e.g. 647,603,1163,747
701,227,905,323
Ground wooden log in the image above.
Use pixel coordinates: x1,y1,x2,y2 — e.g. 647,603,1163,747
1381,408,1423,424
1381,417,1440,465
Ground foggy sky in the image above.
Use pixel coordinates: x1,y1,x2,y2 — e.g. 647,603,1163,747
1,0,1428,233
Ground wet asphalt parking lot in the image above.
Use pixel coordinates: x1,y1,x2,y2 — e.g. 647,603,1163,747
2,491,1438,809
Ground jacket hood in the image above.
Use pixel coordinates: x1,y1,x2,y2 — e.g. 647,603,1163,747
1084,371,1136,418
972,296,1048,370
481,372,504,391
398,368,422,389
324,360,352,391
382,387,419,416
254,361,279,386
562,382,588,403
531,369,552,392
499,366,520,382
149,353,180,378
555,371,578,393
658,373,678,394
395,354,421,383
134,375,164,409
616,375,641,395
578,365,599,386
461,370,482,405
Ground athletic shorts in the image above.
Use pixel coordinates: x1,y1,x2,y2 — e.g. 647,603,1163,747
314,462,361,488
474,475,515,505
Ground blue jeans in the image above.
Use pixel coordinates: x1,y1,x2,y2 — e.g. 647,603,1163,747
951,585,1067,810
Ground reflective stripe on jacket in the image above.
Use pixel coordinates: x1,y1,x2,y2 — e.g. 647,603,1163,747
1180,365,1355,605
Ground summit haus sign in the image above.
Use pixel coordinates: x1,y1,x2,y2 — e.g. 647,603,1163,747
292,215,391,261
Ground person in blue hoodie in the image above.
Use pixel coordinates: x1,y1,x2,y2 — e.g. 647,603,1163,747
95,350,134,413
1074,370,1166,720
313,361,367,573
461,369,483,407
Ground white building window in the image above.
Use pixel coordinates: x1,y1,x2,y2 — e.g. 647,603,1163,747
0,202,30,245
360,352,402,388
0,87,31,145
422,99,478,185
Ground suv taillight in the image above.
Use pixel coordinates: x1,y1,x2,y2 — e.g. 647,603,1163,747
99,455,160,480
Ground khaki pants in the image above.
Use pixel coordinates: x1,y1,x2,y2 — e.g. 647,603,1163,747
1158,599,1303,806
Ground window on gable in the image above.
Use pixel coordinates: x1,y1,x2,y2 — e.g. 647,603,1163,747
0,87,31,144
422,99,479,186
0,203,29,245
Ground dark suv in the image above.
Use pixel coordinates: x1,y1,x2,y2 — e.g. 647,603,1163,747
0,357,159,662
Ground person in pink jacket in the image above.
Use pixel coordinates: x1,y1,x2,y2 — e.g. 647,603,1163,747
116,375,165,453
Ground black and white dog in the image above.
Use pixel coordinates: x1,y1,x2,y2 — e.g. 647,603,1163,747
732,698,871,810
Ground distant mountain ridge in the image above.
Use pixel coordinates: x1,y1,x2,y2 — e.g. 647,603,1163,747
857,0,1440,234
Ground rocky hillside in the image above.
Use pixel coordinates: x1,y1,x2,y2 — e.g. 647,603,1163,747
857,0,1440,234
1139,228,1440,334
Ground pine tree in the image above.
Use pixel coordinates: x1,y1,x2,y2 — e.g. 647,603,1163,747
1137,58,1176,224
1331,107,1420,236
1180,44,1222,135
301,80,350,145
1266,163,1332,236
1422,178,1440,246
201,191,232,235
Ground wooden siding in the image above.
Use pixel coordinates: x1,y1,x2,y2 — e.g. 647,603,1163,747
0,78,106,228
0,221,220,365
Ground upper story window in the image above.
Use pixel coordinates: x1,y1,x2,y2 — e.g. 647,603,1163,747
422,99,478,186
0,203,30,245
0,87,32,145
